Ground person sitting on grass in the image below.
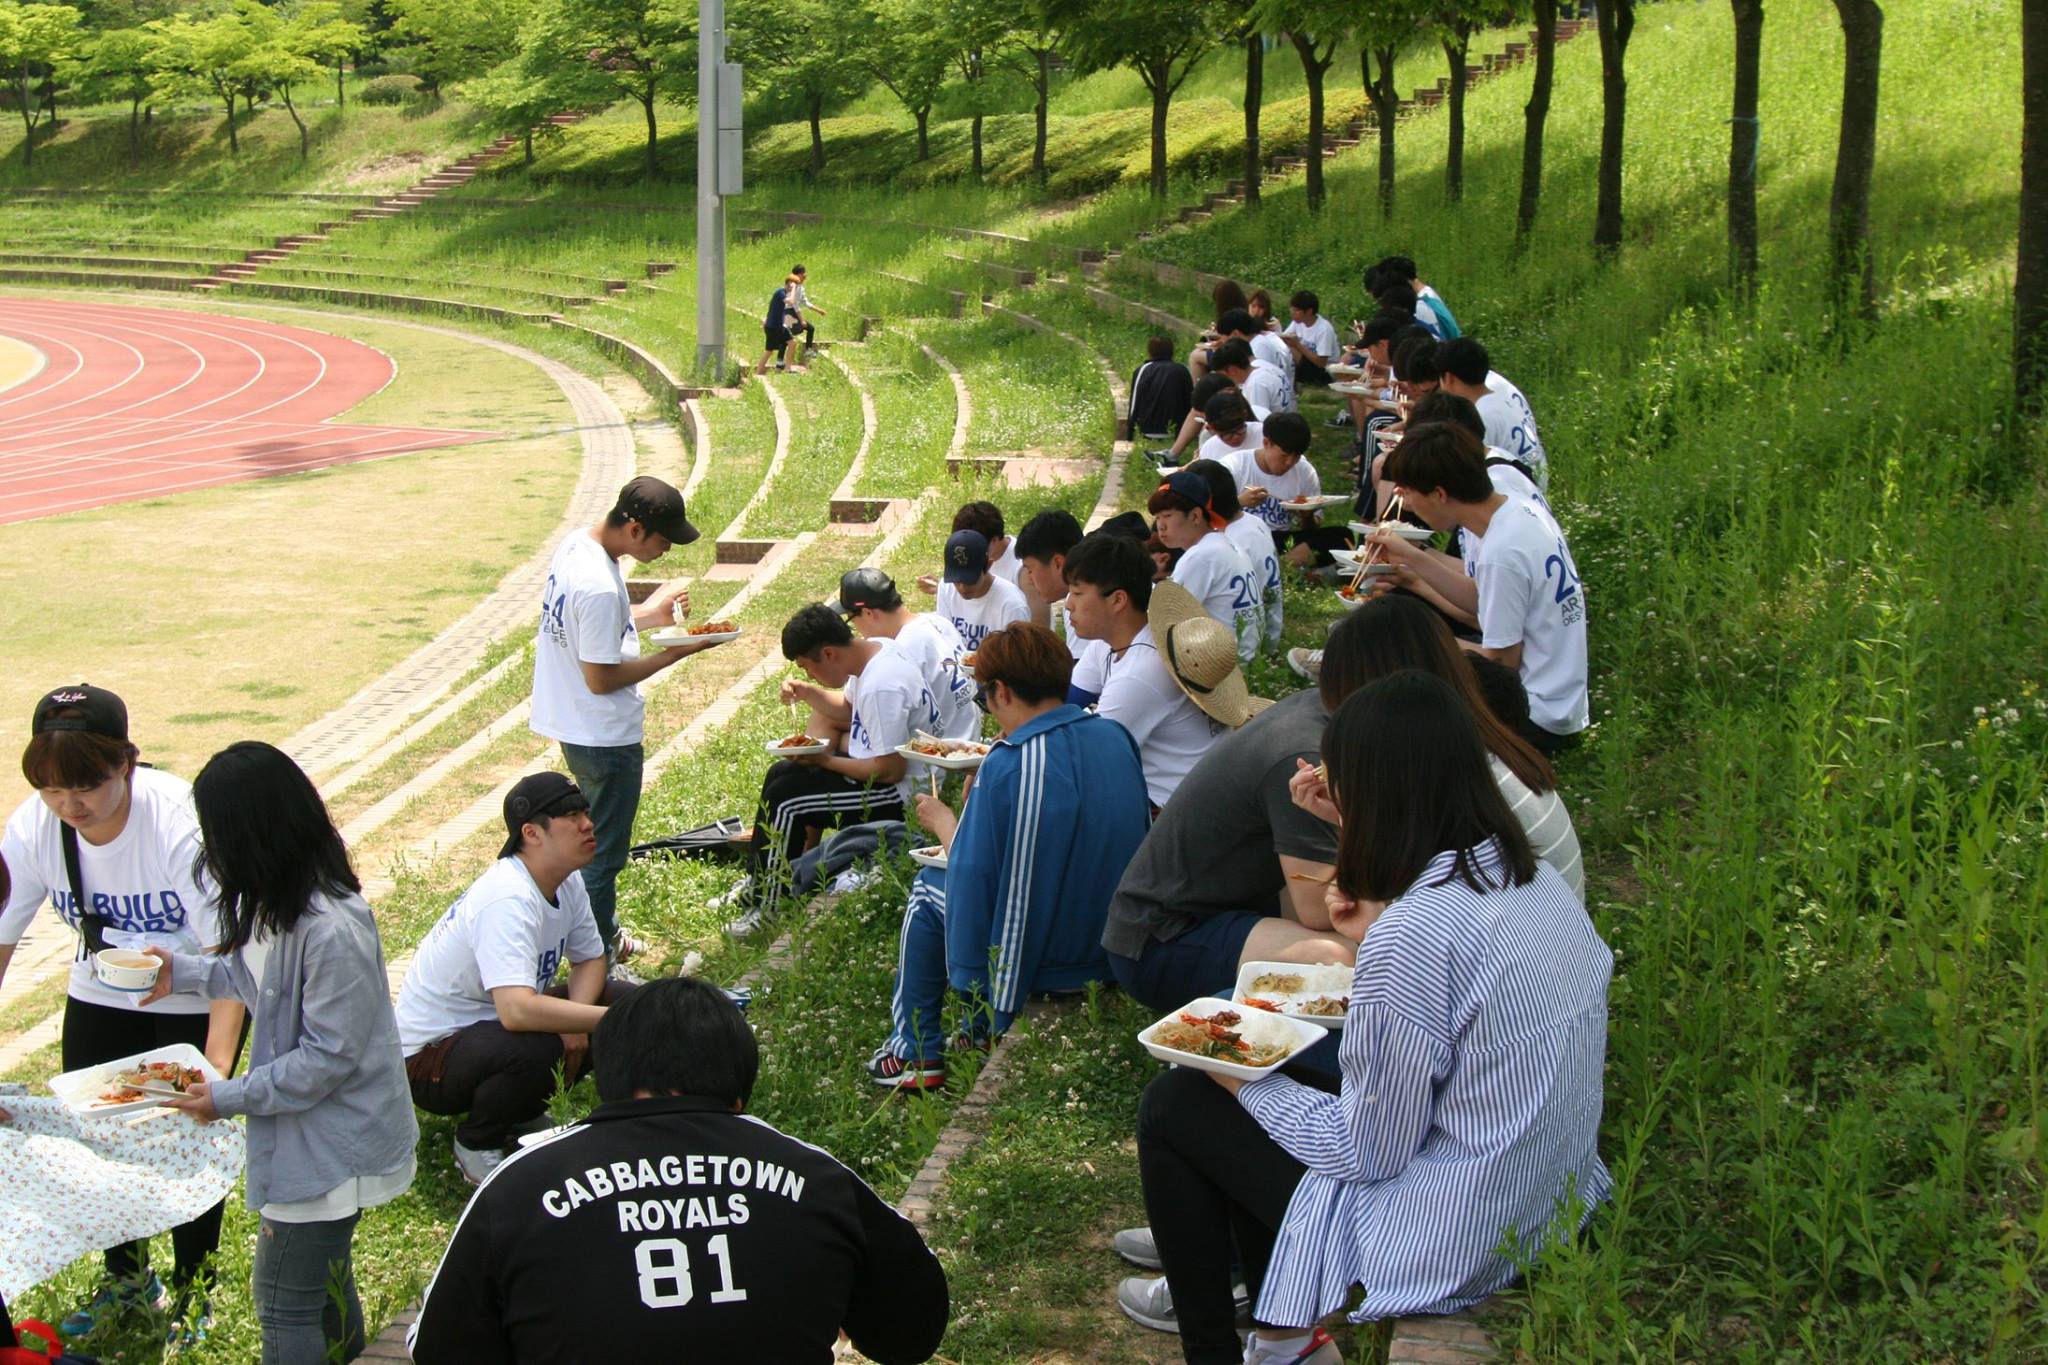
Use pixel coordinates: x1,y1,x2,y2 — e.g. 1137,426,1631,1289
1369,254,1460,339
724,606,942,937
870,623,1151,1089
1193,389,1265,470
1188,279,1251,382
140,741,416,1365
1151,470,1262,662
1372,423,1588,754
1012,509,1112,706
1127,671,1608,1365
928,529,1030,650
1187,459,1283,657
828,567,979,742
1152,372,1247,469
1280,290,1341,388
410,977,950,1365
1211,338,1288,423
1435,337,1547,490
1215,411,1329,570
1063,534,1222,808
1131,334,1196,441
395,773,637,1187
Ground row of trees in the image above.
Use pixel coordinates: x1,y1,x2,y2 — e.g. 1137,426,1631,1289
0,0,364,164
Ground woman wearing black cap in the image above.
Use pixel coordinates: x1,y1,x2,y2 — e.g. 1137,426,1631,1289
0,684,245,1339
140,741,416,1365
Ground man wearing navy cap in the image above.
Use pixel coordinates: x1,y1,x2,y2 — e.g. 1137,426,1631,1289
531,477,730,962
934,529,1028,652
395,772,639,1184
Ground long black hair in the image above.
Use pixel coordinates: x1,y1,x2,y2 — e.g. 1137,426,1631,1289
192,741,360,952
1326,671,1536,904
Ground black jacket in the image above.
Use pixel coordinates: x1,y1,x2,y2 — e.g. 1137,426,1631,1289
1129,358,1194,438
410,1095,948,1363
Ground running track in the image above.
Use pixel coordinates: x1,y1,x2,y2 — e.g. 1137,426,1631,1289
0,297,496,525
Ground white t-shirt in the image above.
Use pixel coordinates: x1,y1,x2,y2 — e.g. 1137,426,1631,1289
0,769,223,1014
1172,531,1262,663
1486,451,1544,506
1198,422,1263,467
1095,626,1223,807
531,530,642,748
1054,601,1112,699
394,857,607,1054
846,642,942,805
1222,449,1323,533
989,540,1022,587
1222,513,1284,649
1242,362,1290,417
1283,315,1341,364
1477,371,1548,491
1472,499,1588,738
1249,331,1295,411
890,612,979,741
936,576,1029,652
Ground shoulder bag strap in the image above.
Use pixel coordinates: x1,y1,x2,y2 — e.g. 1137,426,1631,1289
60,822,112,956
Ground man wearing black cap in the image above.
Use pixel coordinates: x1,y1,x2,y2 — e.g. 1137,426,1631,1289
532,476,728,961
395,773,637,1185
828,568,978,740
934,529,1028,652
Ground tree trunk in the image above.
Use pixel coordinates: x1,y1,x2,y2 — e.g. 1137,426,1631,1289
15,93,32,169
1368,47,1397,219
221,87,239,154
2019,0,2048,410
1292,35,1329,212
972,111,983,178
335,59,345,109
129,95,142,166
244,90,255,123
1728,0,1764,294
1443,31,1468,202
1516,0,1556,243
284,90,307,161
1033,50,1049,185
1829,0,1883,323
1592,0,1634,257
1146,62,1170,198
525,128,534,165
807,92,825,180
915,104,930,161
642,89,659,179
970,47,983,179
1243,32,1263,210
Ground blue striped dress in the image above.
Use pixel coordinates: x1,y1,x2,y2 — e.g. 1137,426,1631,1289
1238,839,1611,1325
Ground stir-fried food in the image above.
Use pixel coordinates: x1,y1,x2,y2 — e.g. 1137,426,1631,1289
98,1060,204,1105
1249,971,1304,994
906,738,990,757
686,620,739,635
775,733,823,748
1151,1011,1292,1067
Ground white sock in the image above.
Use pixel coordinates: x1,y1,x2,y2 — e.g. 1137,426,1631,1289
1248,1329,1314,1362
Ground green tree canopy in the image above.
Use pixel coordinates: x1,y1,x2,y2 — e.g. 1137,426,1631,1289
0,0,85,168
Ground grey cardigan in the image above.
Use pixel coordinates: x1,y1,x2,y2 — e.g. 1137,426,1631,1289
169,889,418,1209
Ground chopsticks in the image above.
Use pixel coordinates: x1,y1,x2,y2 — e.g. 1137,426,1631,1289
1346,495,1407,594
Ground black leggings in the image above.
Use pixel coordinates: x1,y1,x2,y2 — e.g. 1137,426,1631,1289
1138,1066,1309,1364
748,761,904,915
61,996,231,1294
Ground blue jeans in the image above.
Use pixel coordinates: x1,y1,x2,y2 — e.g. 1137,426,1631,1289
252,1213,363,1365
560,740,644,948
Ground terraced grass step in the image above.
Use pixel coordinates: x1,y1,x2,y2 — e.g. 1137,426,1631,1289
0,251,221,273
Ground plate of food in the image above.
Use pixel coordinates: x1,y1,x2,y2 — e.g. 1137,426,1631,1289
908,844,949,870
766,732,829,757
1326,362,1364,379
1231,962,1353,1030
49,1044,222,1119
1138,998,1325,1080
1277,493,1351,512
1347,520,1433,544
647,620,743,648
897,734,993,771
1329,382,1394,404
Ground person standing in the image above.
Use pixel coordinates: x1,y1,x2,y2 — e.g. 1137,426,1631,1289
140,742,417,1365
788,264,827,355
0,685,244,1340
531,477,727,961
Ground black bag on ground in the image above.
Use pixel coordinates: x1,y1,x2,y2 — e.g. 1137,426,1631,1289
628,817,750,864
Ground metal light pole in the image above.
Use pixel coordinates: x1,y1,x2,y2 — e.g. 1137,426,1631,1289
693,0,729,378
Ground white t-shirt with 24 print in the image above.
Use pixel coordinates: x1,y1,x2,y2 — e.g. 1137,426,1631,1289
531,530,644,749
394,856,607,1054
1472,498,1589,738
845,642,944,806
1171,530,1262,663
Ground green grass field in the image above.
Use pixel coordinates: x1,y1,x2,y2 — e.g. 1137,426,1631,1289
0,0,2042,1358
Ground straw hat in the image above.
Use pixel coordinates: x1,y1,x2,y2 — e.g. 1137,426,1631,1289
1147,582,1274,728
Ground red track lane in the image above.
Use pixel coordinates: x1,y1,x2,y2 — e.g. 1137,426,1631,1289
0,297,497,525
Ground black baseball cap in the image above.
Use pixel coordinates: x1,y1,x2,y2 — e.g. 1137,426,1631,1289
613,477,700,546
942,530,990,584
32,684,129,741
500,772,590,858
825,567,903,616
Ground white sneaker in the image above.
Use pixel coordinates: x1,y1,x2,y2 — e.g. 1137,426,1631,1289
1243,1329,1341,1364
707,876,753,910
723,904,769,939
831,864,882,894
611,930,649,961
453,1138,507,1186
1113,1225,1162,1270
1286,648,1323,681
1115,1275,1250,1334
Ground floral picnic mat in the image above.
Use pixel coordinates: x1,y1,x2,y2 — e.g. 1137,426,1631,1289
0,1096,244,1300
